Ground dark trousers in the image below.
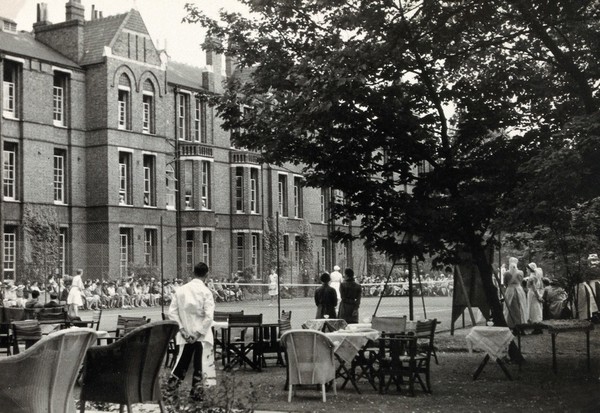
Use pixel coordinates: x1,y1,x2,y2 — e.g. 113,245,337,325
172,341,204,388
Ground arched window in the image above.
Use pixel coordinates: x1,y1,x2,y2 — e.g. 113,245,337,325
142,79,155,134
117,73,131,130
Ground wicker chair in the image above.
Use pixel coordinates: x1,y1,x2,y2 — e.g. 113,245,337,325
79,320,178,413
0,328,97,413
280,329,337,402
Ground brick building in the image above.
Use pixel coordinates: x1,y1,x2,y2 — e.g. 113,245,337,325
0,1,366,284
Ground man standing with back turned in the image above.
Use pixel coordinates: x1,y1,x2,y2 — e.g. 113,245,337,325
168,262,215,398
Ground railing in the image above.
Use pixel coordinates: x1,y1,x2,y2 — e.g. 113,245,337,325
230,151,260,164
179,143,213,158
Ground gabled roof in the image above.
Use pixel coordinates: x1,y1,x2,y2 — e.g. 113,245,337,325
167,60,208,91
80,12,128,65
0,29,79,68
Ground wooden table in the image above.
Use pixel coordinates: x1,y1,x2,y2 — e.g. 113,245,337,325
516,320,594,373
325,328,381,393
466,326,514,380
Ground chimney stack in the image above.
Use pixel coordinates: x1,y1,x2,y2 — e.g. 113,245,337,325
65,0,85,22
33,3,50,29
91,5,95,20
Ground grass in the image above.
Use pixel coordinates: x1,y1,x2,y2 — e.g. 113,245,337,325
79,326,600,412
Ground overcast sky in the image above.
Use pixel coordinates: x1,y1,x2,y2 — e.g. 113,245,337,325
1,0,248,67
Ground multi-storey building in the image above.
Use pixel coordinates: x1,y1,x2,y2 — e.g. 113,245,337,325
0,1,366,283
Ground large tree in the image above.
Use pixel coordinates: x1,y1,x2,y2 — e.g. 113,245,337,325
185,0,600,326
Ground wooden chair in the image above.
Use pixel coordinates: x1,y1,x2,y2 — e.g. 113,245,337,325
12,320,42,354
376,332,418,395
415,318,439,365
112,315,149,338
406,318,437,393
280,329,337,402
0,328,97,413
162,312,179,368
36,307,69,326
225,314,263,371
79,320,179,413
262,310,292,367
0,323,12,356
372,315,407,334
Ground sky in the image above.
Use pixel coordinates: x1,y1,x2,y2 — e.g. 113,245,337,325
0,0,249,67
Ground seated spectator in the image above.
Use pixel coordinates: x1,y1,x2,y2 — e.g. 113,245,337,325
83,286,101,310
44,292,62,308
543,278,571,320
25,289,44,309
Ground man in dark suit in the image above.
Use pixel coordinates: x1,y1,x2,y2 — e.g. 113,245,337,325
338,268,362,323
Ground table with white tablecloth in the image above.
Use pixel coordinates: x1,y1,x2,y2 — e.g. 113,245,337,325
324,328,381,393
466,326,514,380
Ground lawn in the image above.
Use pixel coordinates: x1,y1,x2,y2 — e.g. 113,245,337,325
80,326,600,412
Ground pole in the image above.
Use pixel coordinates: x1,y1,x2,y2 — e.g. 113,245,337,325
160,216,165,315
276,213,281,316
373,260,397,317
415,260,427,319
408,258,414,321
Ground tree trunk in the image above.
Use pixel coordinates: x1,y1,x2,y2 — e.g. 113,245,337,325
471,243,505,326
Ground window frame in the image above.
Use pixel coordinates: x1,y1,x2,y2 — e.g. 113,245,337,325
235,166,244,213
293,176,303,218
250,168,259,213
3,228,16,278
119,228,133,278
201,160,211,210
278,173,288,217
118,86,131,130
52,70,69,127
142,92,154,134
53,149,67,204
143,154,156,207
118,151,132,206
3,142,17,201
144,228,157,266
2,59,20,119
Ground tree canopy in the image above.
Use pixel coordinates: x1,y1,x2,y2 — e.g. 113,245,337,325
185,0,600,324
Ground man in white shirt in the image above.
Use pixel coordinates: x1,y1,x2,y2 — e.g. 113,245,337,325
168,262,215,397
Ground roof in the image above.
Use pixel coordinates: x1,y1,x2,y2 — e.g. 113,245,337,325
0,29,79,68
80,12,128,65
167,60,208,91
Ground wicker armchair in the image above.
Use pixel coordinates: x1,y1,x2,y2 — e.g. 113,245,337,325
0,328,97,413
79,320,178,413
280,329,337,402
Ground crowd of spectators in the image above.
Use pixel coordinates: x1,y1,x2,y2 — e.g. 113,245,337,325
361,272,453,297
1,273,247,309
1,276,178,310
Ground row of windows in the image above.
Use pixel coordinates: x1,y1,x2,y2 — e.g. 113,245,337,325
3,143,67,204
119,228,158,277
2,64,211,138
3,60,70,127
3,227,68,278
3,141,328,221
278,175,304,218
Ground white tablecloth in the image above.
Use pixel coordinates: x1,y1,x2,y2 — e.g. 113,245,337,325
325,328,380,365
466,326,514,361
303,318,348,332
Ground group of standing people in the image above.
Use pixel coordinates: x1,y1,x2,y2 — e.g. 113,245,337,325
502,257,545,330
314,265,362,323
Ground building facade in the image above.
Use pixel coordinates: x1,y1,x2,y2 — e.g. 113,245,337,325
0,1,367,284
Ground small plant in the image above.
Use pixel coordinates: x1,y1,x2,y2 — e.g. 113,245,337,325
161,370,257,413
